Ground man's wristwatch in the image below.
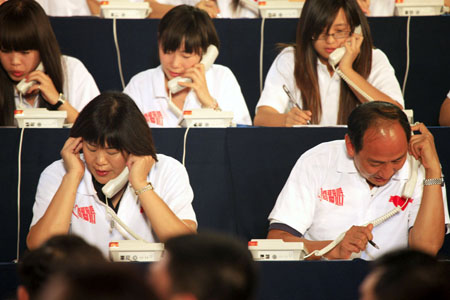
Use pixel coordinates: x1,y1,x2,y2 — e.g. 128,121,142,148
423,177,445,186
48,93,66,110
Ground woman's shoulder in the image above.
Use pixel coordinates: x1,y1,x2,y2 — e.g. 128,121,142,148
371,48,391,63
61,55,91,74
272,46,295,65
155,153,183,167
128,66,162,84
208,64,237,77
40,158,66,178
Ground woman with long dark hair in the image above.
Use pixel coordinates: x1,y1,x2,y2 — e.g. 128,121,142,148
0,0,99,125
254,0,403,126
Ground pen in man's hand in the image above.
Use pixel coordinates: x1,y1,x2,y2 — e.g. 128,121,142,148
282,84,311,125
368,240,380,250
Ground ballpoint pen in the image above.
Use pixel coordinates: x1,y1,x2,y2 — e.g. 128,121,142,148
368,240,380,250
282,84,310,125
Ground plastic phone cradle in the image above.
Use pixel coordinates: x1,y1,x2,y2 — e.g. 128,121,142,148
109,240,164,262
248,239,306,261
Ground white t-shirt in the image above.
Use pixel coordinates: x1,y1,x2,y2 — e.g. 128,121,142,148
14,55,100,113
124,65,252,127
370,0,395,17
256,47,404,125
268,140,449,260
35,0,92,16
31,154,197,256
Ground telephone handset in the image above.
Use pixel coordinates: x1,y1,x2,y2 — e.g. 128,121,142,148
328,26,362,67
16,62,44,95
305,153,420,259
327,25,374,102
102,168,129,199
167,45,219,95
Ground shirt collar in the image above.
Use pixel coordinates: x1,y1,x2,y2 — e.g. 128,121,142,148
336,141,358,173
153,66,169,99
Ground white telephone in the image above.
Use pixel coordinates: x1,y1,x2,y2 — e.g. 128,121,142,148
102,168,129,199
16,62,44,95
167,45,219,95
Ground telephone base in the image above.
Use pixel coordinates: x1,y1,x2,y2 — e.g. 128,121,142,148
248,239,306,261
180,109,235,128
100,2,151,19
241,0,304,18
14,108,67,128
109,240,164,262
395,0,445,16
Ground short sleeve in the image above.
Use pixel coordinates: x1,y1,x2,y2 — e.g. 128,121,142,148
211,66,252,125
30,160,66,227
368,49,404,107
256,47,297,114
268,152,323,235
151,155,197,224
62,56,100,112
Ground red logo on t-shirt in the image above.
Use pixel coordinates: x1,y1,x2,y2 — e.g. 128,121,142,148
72,205,96,224
389,195,413,210
144,111,163,126
319,188,344,206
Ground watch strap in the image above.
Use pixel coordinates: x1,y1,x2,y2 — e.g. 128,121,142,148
423,177,444,186
48,93,66,110
135,182,154,195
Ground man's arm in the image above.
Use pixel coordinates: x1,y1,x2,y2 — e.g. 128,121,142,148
267,224,374,260
408,123,446,255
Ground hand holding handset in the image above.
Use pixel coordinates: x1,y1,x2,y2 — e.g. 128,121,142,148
102,168,129,199
167,45,219,95
327,26,374,102
328,26,362,68
16,62,44,95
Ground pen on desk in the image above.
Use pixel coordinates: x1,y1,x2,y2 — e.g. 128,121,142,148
282,84,311,125
368,240,380,250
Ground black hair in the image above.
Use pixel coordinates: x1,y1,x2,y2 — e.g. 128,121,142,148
347,101,411,153
18,234,106,300
70,91,157,160
0,0,64,125
157,5,220,56
370,249,450,300
39,263,158,300
165,233,258,300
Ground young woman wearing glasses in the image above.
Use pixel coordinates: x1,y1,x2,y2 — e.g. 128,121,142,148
254,0,404,127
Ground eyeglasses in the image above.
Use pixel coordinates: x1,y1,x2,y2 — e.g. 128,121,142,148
314,31,351,41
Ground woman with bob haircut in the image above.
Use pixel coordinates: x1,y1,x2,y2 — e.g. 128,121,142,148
254,0,404,127
27,92,197,255
0,0,99,126
124,4,251,127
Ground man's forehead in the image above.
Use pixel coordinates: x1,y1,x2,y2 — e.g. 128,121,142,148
362,122,407,145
